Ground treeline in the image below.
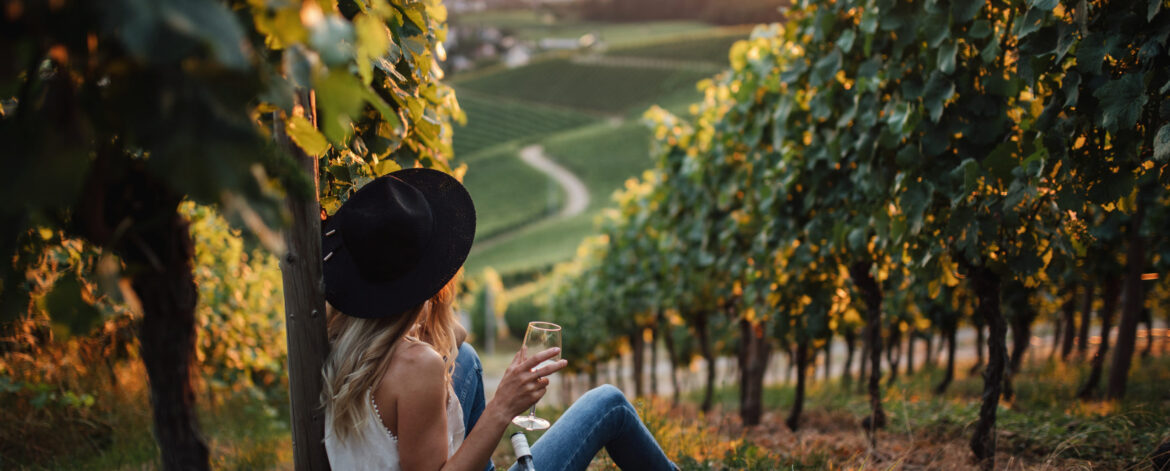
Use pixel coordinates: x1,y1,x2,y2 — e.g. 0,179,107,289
544,0,1169,469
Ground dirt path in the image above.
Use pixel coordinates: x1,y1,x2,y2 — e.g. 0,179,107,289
518,144,589,218
470,145,590,254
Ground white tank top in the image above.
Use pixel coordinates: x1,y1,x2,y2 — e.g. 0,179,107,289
324,388,465,470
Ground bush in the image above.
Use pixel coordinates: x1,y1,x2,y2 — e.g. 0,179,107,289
504,294,542,341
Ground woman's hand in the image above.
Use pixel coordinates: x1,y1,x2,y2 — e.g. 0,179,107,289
487,347,566,418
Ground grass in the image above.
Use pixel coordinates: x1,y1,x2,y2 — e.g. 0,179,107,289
451,58,714,116
679,354,1170,470
66,395,293,471
5,362,293,471
13,342,1170,470
465,212,595,277
463,121,657,277
461,143,563,241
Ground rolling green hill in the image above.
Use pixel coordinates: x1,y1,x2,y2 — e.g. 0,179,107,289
452,58,713,116
606,29,749,62
464,121,654,276
452,11,714,47
451,20,745,277
453,92,597,157
461,143,563,241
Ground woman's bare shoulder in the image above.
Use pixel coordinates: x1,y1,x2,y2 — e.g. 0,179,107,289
395,340,444,369
382,340,445,391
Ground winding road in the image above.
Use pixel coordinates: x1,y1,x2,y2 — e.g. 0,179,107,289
471,145,590,254
518,144,589,219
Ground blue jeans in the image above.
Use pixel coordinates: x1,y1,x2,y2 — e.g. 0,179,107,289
452,343,492,471
452,343,676,471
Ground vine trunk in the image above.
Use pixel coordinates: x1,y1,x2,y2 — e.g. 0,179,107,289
968,265,1005,470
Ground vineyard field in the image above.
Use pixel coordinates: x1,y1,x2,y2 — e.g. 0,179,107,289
451,10,715,48
465,205,595,277
541,121,655,212
664,355,1170,470
453,92,598,157
462,143,564,241
5,0,1168,470
465,121,656,276
605,29,750,62
452,58,713,116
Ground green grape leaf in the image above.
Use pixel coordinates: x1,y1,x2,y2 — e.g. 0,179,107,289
836,29,856,52
114,0,250,69
848,227,867,251
860,7,879,34
1076,32,1107,75
1154,124,1170,162
308,14,356,67
922,17,950,48
1028,0,1059,11
811,50,843,87
938,40,958,74
1055,22,1077,61
315,71,366,144
888,102,912,133
982,140,1018,182
980,28,1002,63
285,116,330,156
968,20,992,39
355,13,391,85
1093,73,1148,131
1061,70,1082,107
954,158,980,193
923,72,955,122
400,3,428,30
952,0,987,23
373,158,402,176
1014,7,1046,39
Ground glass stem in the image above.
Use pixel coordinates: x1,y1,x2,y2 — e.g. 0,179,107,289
527,404,536,418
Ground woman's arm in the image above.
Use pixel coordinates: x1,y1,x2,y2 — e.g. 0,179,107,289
382,344,451,471
391,346,566,471
440,347,564,471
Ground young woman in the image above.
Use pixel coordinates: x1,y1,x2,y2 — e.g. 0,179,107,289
320,169,677,471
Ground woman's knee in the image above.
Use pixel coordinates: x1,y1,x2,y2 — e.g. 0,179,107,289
582,384,631,412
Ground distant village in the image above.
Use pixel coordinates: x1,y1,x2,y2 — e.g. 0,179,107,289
440,0,784,73
442,0,601,74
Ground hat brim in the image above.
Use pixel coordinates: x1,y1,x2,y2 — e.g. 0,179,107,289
322,168,476,319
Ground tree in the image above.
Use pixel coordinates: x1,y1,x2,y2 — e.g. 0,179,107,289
1,0,460,468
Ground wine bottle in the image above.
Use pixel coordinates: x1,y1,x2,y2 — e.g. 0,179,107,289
510,432,537,471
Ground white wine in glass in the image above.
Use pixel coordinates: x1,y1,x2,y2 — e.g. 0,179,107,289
512,321,562,431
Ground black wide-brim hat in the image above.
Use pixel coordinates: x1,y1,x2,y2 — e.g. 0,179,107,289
322,168,475,319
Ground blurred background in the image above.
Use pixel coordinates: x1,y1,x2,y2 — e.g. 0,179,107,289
0,1,780,468
443,0,772,357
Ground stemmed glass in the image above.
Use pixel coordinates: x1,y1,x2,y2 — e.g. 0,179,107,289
511,321,562,430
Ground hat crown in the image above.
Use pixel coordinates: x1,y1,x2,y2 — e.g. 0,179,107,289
337,176,434,282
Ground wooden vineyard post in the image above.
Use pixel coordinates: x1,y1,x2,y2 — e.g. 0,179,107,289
275,97,332,471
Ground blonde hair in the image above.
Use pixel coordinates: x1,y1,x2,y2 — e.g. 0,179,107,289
321,271,462,443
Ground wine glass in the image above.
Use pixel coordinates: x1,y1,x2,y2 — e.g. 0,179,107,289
512,321,562,430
